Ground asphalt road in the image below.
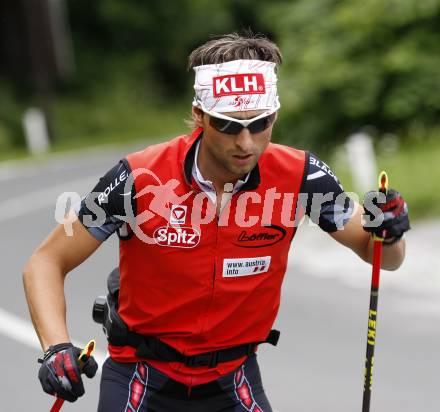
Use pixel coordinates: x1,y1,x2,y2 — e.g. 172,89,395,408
1,143,439,412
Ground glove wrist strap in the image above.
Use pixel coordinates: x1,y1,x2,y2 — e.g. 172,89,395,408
38,342,73,364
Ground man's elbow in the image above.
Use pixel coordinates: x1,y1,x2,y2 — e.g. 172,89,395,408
22,253,40,288
22,250,58,286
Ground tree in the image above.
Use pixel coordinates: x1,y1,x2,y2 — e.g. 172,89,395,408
263,0,440,149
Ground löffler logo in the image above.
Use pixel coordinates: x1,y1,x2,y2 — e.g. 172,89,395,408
234,225,286,248
170,204,187,225
154,226,200,248
213,73,265,97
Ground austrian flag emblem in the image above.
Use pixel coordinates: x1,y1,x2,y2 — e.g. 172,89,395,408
170,204,187,225
213,73,265,97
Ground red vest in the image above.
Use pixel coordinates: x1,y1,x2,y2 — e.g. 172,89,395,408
109,128,306,385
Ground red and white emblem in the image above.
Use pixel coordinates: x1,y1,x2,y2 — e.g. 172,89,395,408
170,204,187,224
213,73,265,97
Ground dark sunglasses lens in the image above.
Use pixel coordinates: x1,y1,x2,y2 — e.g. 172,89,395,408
247,113,276,133
209,117,243,134
209,113,275,134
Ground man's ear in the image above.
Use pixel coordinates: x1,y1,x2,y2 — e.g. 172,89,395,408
192,107,204,128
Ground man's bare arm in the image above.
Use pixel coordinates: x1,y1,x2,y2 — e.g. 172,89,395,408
329,202,406,271
23,215,102,351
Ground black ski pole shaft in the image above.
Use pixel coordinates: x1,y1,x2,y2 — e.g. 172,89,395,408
362,171,388,412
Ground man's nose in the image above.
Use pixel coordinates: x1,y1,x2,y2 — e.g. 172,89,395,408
235,128,253,152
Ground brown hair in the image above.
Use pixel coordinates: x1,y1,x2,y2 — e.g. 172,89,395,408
187,32,282,71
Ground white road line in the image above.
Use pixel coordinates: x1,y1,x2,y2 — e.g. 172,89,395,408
0,307,107,370
0,176,98,222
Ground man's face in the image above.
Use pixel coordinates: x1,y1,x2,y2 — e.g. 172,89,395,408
193,108,277,180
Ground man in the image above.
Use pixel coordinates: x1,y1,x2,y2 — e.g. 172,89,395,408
23,33,409,411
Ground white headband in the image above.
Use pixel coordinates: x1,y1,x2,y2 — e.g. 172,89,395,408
192,59,280,114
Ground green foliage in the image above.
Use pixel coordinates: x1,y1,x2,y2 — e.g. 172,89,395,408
0,82,25,149
2,0,440,223
264,0,440,150
51,89,189,149
66,0,269,97
44,0,274,149
2,0,274,154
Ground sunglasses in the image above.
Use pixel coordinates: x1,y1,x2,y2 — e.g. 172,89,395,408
207,111,276,135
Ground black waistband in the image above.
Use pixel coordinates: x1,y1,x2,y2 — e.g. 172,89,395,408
121,329,280,368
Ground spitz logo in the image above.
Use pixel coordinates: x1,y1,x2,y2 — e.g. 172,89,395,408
154,227,201,248
170,204,187,224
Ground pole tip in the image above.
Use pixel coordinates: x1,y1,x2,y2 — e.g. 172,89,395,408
378,171,388,193
79,339,96,362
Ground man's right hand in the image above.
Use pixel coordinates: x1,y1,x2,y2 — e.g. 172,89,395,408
38,342,98,402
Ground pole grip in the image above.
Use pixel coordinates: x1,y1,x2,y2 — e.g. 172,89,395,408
49,340,96,412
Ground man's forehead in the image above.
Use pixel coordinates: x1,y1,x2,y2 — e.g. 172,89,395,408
222,109,267,120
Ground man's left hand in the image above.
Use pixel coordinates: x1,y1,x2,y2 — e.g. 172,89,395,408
363,188,410,244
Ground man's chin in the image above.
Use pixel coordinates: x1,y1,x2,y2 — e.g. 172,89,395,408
228,163,255,179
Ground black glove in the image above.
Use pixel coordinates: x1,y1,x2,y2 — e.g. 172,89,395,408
363,188,410,244
38,342,98,402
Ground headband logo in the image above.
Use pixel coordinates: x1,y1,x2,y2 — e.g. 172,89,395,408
213,73,265,97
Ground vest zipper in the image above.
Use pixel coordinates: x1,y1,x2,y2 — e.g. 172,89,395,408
199,187,244,337
199,217,218,337
198,191,222,337
187,377,193,397
198,186,242,338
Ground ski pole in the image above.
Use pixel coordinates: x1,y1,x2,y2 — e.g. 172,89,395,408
50,340,96,412
362,171,388,412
